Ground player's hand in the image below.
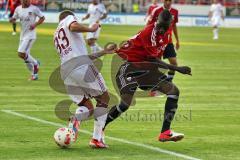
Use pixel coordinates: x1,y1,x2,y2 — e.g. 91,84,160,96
176,41,180,50
30,24,36,30
104,42,118,54
176,66,192,75
9,18,16,23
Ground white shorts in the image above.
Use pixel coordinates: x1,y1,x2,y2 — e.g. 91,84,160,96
211,17,221,27
86,25,101,40
18,39,35,54
63,64,107,104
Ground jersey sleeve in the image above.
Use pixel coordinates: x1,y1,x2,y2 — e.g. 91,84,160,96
12,7,19,19
65,15,78,30
34,6,44,18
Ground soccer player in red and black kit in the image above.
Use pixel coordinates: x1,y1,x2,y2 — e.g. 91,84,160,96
103,10,191,142
148,0,179,82
6,0,21,35
145,0,159,22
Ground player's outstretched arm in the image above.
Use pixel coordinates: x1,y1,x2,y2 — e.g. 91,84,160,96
69,22,99,33
155,58,192,75
88,43,117,60
30,16,45,30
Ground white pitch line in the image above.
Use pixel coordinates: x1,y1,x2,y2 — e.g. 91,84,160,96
2,109,201,160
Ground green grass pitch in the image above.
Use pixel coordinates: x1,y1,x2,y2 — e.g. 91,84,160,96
0,22,240,160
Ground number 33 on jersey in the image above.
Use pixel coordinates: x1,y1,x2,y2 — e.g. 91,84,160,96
54,15,89,64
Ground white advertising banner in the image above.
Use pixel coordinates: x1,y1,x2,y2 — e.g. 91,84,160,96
0,11,239,28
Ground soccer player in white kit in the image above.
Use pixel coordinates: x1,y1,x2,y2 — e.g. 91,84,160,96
82,0,107,53
209,0,224,40
54,10,116,148
9,0,45,80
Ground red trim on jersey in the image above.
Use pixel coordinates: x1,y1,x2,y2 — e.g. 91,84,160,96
8,0,21,14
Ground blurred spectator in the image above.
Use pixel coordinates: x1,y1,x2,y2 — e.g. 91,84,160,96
0,0,5,9
132,0,140,13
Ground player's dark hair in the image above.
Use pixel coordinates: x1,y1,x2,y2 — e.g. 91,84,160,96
156,9,172,34
160,9,172,22
59,10,74,22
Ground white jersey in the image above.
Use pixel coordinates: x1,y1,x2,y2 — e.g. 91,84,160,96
87,3,107,25
54,15,89,65
210,3,224,18
13,5,44,40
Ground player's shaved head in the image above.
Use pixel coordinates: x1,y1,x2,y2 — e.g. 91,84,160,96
92,0,99,5
164,0,172,9
59,10,74,22
21,0,30,7
156,9,172,34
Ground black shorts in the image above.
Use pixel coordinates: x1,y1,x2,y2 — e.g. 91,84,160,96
9,12,14,18
116,62,167,95
163,43,177,59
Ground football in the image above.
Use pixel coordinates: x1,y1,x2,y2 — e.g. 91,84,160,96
53,127,75,148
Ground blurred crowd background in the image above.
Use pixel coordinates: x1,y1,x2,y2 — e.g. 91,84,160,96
0,0,239,16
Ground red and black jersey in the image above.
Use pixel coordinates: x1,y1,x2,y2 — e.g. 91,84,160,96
147,3,159,16
147,6,178,43
117,23,171,62
8,0,21,14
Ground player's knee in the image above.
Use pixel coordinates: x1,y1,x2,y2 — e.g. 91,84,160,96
167,86,180,99
169,58,178,66
87,39,95,46
18,52,26,59
103,92,110,105
117,101,130,113
96,91,110,108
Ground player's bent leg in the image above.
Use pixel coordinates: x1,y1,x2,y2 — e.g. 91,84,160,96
25,39,40,78
18,39,39,80
18,52,27,59
162,43,177,82
213,26,219,40
87,38,102,53
69,98,94,142
167,57,178,82
88,38,97,53
154,81,184,142
103,93,133,130
12,22,17,35
89,91,110,148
